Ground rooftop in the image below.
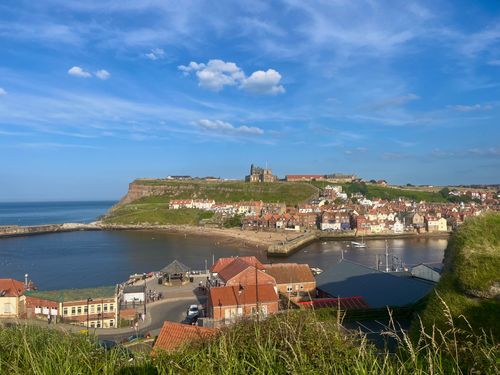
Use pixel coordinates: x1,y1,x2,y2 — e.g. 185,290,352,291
153,321,215,353
316,260,435,308
160,260,191,275
24,285,116,303
211,256,265,274
0,278,25,297
264,263,315,284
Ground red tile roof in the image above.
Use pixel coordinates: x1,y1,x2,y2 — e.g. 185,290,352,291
153,321,215,354
211,256,264,273
298,296,369,309
264,263,315,284
0,279,25,297
209,284,278,307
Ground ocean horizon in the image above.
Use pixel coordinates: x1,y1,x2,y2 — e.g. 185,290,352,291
0,200,117,226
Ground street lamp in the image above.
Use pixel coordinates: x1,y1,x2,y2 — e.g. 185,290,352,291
86,298,93,330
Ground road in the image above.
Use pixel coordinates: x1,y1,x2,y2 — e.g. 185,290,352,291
98,296,200,342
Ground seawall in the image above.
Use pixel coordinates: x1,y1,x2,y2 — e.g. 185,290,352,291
0,223,102,238
267,230,450,256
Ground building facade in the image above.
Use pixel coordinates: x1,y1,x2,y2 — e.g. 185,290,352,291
24,286,119,328
245,164,278,183
0,278,25,317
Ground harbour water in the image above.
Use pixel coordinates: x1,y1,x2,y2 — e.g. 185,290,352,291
0,230,447,290
0,201,448,290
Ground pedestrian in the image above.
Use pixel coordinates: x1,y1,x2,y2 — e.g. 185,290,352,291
47,314,51,324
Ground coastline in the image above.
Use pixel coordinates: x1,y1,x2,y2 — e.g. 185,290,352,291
1,222,450,254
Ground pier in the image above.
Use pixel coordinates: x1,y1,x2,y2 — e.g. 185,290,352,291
0,223,101,238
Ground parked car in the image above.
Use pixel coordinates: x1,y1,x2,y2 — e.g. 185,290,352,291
186,304,199,317
183,314,199,325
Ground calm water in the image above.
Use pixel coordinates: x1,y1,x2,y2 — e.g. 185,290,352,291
0,201,116,226
0,230,447,290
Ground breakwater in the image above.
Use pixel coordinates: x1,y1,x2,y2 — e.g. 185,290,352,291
267,230,450,256
0,223,101,238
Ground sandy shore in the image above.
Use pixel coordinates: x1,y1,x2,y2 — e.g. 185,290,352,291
97,223,304,249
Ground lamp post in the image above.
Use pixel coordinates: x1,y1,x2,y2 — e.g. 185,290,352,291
86,298,92,330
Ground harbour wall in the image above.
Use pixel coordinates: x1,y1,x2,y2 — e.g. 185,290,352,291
0,223,101,238
267,230,450,256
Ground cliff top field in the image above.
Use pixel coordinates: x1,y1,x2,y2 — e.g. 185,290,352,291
103,179,318,225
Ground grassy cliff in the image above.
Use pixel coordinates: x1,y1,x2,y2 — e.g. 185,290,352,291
416,212,500,340
103,179,317,225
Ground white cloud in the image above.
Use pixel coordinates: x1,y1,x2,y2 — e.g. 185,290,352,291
145,48,165,60
449,104,494,112
241,69,285,95
179,59,284,94
0,87,6,96
179,59,245,91
196,119,264,135
68,66,91,78
95,69,110,80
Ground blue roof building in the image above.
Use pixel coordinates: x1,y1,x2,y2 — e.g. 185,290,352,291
316,260,436,308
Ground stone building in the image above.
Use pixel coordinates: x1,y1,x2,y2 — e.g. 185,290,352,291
245,164,278,183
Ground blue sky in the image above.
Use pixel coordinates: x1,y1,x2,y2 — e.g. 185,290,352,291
0,0,499,201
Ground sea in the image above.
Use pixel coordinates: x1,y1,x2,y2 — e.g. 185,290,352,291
0,201,448,290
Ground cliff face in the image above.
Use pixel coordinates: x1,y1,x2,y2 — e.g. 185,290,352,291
118,181,180,204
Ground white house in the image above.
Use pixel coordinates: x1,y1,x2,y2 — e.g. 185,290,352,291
392,219,405,234
192,199,215,210
0,279,25,317
122,285,145,303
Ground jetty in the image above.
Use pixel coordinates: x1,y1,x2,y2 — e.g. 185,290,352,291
0,223,101,238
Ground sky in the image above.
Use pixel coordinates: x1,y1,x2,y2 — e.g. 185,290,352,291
0,0,499,201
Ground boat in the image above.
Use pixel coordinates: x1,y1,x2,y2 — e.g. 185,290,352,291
351,235,367,248
310,267,323,275
351,241,367,248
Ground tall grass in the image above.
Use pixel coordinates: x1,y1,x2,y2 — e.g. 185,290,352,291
1,300,497,374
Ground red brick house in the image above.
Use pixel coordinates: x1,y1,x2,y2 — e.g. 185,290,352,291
208,284,279,322
264,263,316,300
215,258,276,287
211,256,265,275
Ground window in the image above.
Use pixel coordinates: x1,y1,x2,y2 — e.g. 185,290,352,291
71,307,76,315
109,304,114,311
84,306,88,313
77,307,82,314
109,320,114,327
90,322,95,328
286,285,293,293
90,306,95,313
63,308,68,316
300,285,304,290
97,305,101,313
104,304,108,312
96,321,101,328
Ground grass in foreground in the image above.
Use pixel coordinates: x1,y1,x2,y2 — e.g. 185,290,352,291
1,306,497,374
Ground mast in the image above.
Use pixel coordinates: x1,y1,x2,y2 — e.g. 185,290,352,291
385,240,390,273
